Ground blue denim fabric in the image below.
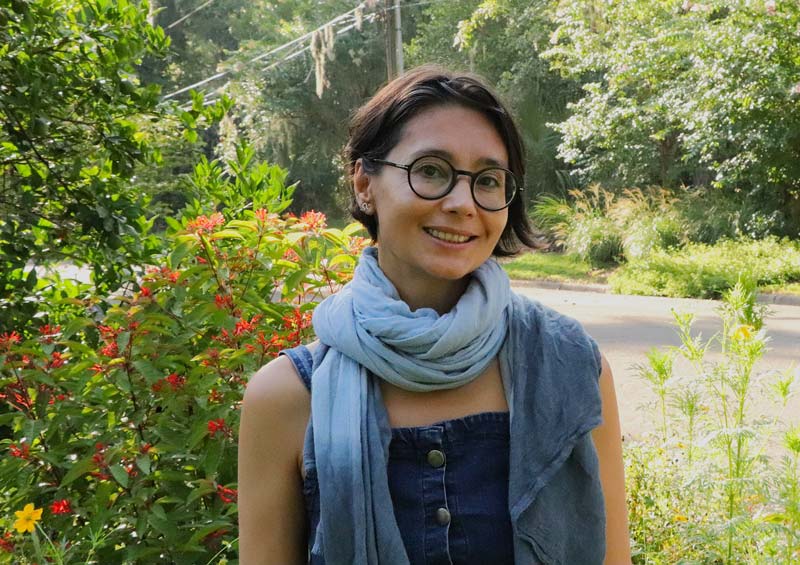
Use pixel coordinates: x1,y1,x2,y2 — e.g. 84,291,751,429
283,346,514,565
281,293,606,564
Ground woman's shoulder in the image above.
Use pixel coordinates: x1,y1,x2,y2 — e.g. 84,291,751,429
510,292,589,335
242,342,320,423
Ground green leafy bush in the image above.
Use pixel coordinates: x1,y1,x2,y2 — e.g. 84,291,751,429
0,150,365,563
531,185,682,267
610,237,800,298
626,283,800,563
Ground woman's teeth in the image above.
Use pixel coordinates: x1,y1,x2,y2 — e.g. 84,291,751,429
426,228,471,243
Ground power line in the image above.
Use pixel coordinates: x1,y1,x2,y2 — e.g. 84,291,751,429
166,0,449,104
163,3,366,100
166,0,218,30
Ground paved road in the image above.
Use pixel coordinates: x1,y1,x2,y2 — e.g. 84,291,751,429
512,285,800,439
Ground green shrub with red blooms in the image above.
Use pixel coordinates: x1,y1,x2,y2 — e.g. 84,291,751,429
0,146,367,564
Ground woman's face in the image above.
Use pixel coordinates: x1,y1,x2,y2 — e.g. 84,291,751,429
355,104,509,292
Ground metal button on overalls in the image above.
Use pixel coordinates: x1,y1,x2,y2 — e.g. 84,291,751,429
435,507,451,526
426,449,445,468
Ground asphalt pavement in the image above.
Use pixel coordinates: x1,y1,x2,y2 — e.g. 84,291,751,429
511,283,800,439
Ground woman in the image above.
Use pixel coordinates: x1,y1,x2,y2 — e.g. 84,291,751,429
238,66,630,564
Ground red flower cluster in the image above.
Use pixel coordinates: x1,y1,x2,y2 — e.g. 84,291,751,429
47,351,66,369
139,286,152,298
50,499,72,515
207,418,230,439
214,293,234,311
216,485,238,504
144,265,181,284
152,372,186,393
9,443,30,459
0,331,21,350
234,315,261,336
298,210,327,232
187,212,225,234
91,443,111,481
38,324,61,344
0,532,13,553
99,342,119,358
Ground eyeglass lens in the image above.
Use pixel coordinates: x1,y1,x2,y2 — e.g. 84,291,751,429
408,156,515,210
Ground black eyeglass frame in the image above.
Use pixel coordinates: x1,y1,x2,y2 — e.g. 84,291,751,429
366,156,522,212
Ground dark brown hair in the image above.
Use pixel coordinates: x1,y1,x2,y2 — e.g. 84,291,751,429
344,64,537,256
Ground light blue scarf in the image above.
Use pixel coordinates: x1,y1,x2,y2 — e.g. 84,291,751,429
311,246,511,563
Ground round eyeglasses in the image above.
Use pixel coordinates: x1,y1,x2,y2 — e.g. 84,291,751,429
367,155,520,211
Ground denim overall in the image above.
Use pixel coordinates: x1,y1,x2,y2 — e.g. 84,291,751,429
281,293,606,564
285,345,514,565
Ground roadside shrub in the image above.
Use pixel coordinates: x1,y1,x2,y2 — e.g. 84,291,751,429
532,185,624,267
531,185,683,267
626,283,800,563
0,149,364,563
609,237,800,298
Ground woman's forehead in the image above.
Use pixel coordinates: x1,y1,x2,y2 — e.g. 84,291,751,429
391,105,508,165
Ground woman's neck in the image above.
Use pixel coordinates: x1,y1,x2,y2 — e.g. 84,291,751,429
390,273,469,315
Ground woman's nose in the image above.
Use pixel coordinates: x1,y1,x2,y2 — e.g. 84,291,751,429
441,175,476,215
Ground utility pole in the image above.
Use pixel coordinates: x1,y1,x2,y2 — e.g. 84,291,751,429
384,0,404,80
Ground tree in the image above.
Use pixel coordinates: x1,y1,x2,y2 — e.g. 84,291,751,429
544,0,800,236
0,0,229,329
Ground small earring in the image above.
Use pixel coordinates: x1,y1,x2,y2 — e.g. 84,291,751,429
360,202,371,213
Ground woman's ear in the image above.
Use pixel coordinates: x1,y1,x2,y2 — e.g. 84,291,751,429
353,158,373,212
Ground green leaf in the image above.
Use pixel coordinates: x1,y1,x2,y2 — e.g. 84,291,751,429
109,464,130,488
60,457,96,487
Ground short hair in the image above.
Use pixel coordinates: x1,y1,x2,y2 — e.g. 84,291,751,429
344,64,537,257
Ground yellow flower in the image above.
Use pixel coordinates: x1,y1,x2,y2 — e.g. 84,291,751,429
731,325,754,341
13,503,42,534
673,514,688,523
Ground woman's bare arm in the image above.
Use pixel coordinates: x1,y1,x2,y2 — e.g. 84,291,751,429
591,355,632,565
238,355,310,565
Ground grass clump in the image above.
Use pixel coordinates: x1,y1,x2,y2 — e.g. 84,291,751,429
609,237,800,299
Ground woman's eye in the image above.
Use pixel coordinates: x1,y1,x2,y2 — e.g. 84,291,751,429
416,164,446,178
477,173,502,190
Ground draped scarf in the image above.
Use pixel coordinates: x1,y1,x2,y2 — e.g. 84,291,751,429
311,246,511,563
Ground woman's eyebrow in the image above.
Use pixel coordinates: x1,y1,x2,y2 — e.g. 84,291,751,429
408,148,507,168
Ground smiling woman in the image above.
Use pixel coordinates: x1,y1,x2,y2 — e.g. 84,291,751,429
238,65,631,565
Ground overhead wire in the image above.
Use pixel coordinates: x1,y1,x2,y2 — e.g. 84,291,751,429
168,0,450,107
165,0,219,30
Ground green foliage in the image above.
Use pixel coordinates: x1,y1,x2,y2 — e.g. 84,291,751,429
501,251,601,283
0,149,365,563
610,237,800,299
544,0,800,234
626,283,800,562
0,0,230,330
408,0,582,198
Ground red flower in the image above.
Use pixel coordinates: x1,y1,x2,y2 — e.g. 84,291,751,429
38,324,61,344
99,342,119,358
0,331,21,350
140,443,153,454
234,315,261,337
97,325,119,341
91,363,105,375
166,373,186,390
254,208,269,223
214,293,234,310
208,389,223,403
9,443,30,459
298,210,327,231
0,532,13,553
207,418,228,438
186,213,225,234
47,351,65,369
216,485,238,504
139,286,152,298
50,499,72,515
